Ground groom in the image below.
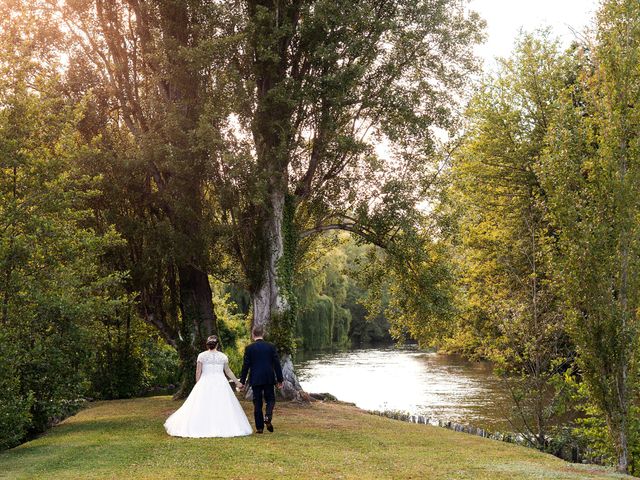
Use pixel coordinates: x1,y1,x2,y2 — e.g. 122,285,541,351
239,325,284,434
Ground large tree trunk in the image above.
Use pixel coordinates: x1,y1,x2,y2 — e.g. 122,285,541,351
617,425,629,474
279,353,304,400
174,339,199,400
252,191,287,331
250,191,305,401
614,245,630,474
173,264,218,399
613,93,631,475
137,262,217,400
244,0,306,402
178,264,217,338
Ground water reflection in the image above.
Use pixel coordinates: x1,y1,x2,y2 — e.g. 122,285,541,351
294,346,512,430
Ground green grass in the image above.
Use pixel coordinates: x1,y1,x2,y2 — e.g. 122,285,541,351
0,396,633,480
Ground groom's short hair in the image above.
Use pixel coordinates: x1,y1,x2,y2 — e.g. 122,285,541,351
252,325,265,338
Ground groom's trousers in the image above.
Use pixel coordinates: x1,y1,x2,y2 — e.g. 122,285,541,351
252,384,275,430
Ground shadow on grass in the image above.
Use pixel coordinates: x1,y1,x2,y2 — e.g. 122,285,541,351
55,416,156,435
0,417,162,479
1,417,158,461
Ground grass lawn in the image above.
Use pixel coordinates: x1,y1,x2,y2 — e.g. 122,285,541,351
0,396,633,480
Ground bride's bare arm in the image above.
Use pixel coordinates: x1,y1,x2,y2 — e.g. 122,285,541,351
195,361,203,382
223,361,242,385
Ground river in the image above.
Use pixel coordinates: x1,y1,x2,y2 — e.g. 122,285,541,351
294,345,512,431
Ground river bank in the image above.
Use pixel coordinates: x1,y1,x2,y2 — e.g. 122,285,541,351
0,396,631,479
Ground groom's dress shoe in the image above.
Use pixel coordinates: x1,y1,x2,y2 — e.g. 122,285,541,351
256,429,263,434
264,420,274,433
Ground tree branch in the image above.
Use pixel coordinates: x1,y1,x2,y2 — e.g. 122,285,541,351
299,222,387,249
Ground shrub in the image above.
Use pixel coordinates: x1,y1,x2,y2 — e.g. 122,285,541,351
0,334,33,450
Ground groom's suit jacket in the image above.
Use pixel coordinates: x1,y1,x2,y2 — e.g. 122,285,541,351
240,339,284,386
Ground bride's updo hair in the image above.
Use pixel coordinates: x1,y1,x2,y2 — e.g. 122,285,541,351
205,335,219,350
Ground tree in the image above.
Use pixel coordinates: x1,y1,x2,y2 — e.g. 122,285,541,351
0,62,126,446
217,0,483,398
9,0,482,400
541,0,640,472
294,235,353,350
52,0,238,396
446,34,573,447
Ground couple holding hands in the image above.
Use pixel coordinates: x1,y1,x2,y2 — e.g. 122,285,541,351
164,325,284,437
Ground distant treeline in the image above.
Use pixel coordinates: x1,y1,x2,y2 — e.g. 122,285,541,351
225,234,392,351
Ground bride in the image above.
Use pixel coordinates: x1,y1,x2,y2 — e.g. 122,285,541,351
164,335,253,437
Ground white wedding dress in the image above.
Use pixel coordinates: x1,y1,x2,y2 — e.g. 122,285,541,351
164,350,253,438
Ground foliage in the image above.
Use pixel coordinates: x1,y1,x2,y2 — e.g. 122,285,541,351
440,5,640,472
340,239,391,345
538,1,640,472
295,232,397,350
0,72,127,446
213,293,248,353
0,332,32,451
90,307,151,400
52,0,235,398
142,339,180,392
215,0,485,358
296,234,347,350
222,232,392,352
446,33,575,447
558,373,640,473
211,287,250,374
0,0,484,401
270,193,299,355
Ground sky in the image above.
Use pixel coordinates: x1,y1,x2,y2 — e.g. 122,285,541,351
468,0,600,71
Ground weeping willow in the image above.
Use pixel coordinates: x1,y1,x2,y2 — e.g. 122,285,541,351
294,259,352,351
296,294,352,350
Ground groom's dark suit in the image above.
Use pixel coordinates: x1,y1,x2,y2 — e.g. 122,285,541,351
240,339,284,431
